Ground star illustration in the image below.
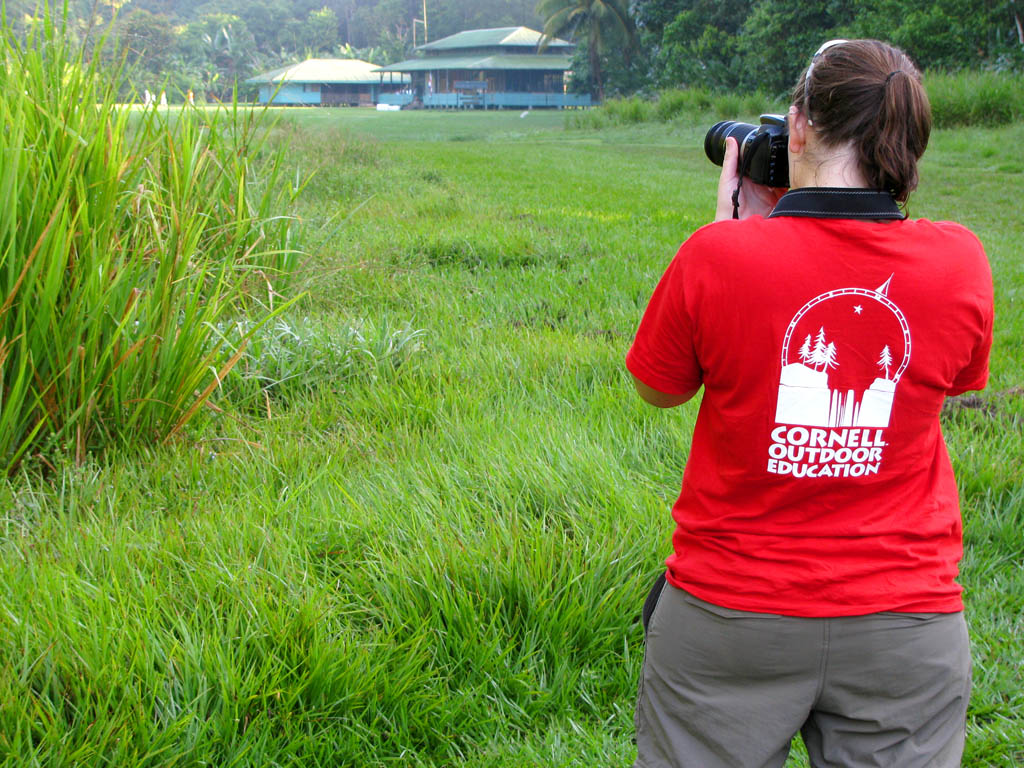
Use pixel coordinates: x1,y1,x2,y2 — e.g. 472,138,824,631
853,305,863,314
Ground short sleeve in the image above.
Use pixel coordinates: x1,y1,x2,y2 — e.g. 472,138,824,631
948,305,993,395
626,247,703,396
947,232,994,396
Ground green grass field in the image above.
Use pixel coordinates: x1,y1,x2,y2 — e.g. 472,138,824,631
1,107,1021,766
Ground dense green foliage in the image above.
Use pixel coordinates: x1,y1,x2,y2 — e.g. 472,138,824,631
0,107,1021,766
632,0,1024,94
0,12,299,471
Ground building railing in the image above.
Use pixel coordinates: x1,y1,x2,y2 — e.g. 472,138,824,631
377,92,592,109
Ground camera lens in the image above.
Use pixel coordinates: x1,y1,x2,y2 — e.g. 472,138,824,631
704,121,758,167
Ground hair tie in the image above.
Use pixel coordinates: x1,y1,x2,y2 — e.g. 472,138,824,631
884,70,902,85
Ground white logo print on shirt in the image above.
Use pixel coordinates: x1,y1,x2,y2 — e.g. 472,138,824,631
768,276,911,479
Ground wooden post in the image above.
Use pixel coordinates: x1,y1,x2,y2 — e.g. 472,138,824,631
413,0,428,46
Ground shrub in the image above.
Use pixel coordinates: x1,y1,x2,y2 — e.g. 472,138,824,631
0,11,301,471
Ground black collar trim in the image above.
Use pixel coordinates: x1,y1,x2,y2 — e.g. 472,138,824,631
768,188,905,220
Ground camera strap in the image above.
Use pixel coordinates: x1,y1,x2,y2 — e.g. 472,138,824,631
732,132,769,219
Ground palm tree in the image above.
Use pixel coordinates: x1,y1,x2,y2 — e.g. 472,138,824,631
536,0,635,101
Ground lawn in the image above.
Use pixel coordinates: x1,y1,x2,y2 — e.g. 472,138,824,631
0,106,1021,767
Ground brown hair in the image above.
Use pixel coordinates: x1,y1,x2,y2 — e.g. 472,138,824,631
791,39,931,203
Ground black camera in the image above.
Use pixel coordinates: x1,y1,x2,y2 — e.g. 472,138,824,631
704,114,789,188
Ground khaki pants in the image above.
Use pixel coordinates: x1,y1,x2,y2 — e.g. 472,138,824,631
634,580,971,768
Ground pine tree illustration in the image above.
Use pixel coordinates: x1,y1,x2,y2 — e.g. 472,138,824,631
878,344,893,379
823,341,839,371
811,327,828,370
798,334,812,364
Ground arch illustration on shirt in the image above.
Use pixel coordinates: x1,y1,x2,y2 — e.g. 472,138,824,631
775,275,912,428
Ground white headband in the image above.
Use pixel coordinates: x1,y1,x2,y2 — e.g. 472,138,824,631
804,39,848,126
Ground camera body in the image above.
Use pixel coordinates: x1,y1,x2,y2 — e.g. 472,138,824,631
704,114,789,188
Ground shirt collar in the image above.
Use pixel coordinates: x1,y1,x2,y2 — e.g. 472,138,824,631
768,187,905,220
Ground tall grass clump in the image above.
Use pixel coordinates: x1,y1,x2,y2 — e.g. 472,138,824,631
602,96,655,124
654,87,713,121
0,11,300,471
568,88,786,129
926,70,1024,128
570,71,1024,132
212,316,426,412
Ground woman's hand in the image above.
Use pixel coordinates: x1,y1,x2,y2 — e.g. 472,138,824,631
714,137,787,222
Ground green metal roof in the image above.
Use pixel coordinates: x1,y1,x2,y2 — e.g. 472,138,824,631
245,58,408,85
416,26,572,52
378,53,573,73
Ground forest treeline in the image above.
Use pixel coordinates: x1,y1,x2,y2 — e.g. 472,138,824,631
624,0,1024,96
7,0,1024,101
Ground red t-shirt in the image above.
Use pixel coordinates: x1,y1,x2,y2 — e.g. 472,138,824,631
627,192,993,617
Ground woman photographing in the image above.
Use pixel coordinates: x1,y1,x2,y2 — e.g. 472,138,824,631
627,39,993,768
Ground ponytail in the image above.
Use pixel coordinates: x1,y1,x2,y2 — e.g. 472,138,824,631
791,40,931,202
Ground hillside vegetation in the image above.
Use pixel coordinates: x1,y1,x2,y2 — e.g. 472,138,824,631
6,1,1024,103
